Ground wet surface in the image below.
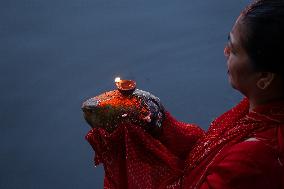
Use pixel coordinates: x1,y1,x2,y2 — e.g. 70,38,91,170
0,0,249,188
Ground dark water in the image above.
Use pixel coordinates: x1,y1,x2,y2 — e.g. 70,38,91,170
0,0,251,188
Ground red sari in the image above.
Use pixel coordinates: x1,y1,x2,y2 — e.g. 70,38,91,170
86,98,284,188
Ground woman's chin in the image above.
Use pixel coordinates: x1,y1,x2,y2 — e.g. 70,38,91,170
228,77,237,90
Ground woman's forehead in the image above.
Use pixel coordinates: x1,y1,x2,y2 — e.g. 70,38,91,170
228,30,240,51
230,17,247,48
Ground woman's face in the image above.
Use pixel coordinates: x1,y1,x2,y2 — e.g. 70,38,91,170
224,16,259,96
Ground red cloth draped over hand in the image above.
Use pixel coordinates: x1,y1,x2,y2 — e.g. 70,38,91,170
86,112,204,189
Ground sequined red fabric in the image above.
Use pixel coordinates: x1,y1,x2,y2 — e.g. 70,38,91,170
183,98,284,188
86,112,204,189
86,98,284,188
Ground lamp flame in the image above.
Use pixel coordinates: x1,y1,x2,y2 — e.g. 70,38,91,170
115,77,121,83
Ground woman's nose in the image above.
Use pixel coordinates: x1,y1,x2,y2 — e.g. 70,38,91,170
224,45,230,58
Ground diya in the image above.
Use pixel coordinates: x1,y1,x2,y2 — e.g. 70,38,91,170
115,77,136,95
81,78,165,136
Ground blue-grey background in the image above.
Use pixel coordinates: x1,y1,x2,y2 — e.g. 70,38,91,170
0,0,251,188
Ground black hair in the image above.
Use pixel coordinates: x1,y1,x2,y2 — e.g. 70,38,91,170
240,0,284,74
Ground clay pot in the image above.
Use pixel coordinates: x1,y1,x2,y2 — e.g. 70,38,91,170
82,89,165,135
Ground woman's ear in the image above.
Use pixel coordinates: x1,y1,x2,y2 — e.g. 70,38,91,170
256,72,275,90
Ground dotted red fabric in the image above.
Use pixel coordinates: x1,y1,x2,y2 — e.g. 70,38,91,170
183,98,284,188
86,111,204,189
86,98,284,188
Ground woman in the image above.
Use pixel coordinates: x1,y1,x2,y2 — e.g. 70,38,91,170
85,0,284,188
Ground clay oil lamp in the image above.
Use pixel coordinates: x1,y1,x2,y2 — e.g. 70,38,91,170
115,77,136,95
